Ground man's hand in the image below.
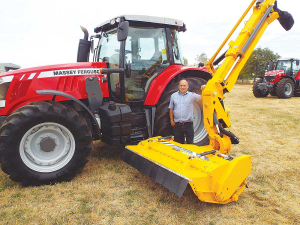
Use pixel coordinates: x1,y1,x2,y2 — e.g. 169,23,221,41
169,109,175,126
170,120,175,127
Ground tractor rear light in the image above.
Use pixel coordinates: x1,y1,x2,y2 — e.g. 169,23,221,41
0,75,14,108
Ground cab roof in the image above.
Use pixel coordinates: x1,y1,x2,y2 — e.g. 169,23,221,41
0,63,20,73
94,15,186,33
277,58,300,61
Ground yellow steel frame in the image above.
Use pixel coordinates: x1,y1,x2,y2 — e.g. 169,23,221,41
203,0,279,154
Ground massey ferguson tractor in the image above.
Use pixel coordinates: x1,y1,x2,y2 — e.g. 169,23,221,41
253,58,300,98
0,15,210,186
0,0,294,204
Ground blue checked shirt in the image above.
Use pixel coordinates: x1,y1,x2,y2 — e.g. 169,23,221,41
168,91,201,123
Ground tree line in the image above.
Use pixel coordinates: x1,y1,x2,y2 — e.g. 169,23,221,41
186,47,280,78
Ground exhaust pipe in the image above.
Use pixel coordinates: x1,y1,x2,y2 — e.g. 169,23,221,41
77,26,91,62
80,26,89,40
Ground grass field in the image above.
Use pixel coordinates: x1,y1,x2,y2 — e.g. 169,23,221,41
0,84,299,224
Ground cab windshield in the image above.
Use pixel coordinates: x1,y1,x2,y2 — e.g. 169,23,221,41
276,60,292,75
93,26,183,101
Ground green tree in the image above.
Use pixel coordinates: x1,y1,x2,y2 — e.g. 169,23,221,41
183,57,188,66
195,53,208,66
239,47,280,78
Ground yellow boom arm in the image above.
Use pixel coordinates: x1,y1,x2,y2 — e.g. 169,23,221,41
203,0,292,153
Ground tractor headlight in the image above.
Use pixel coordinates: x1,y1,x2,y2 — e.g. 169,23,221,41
0,75,14,85
110,19,116,25
0,75,14,107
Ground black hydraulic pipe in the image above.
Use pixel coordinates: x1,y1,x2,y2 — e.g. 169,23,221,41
213,51,227,65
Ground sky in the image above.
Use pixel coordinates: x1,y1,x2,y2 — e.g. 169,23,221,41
0,0,299,69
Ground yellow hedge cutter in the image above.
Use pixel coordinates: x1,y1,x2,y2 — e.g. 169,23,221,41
122,0,294,204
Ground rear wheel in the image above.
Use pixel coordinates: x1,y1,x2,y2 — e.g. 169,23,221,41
154,77,209,146
0,101,92,186
276,78,294,99
253,78,269,97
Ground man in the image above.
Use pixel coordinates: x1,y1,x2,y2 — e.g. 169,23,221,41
168,79,205,144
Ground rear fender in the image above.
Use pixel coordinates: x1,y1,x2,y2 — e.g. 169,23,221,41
282,76,296,83
295,71,300,80
144,65,211,105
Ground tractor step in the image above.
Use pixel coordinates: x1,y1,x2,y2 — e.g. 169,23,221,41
122,136,251,204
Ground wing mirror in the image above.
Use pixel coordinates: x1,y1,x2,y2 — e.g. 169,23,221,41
117,21,129,42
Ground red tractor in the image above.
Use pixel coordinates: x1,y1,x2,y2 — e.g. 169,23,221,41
0,15,211,185
253,58,300,98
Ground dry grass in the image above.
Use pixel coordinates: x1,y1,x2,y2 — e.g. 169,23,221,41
0,84,299,224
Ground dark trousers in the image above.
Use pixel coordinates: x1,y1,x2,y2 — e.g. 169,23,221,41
174,122,194,144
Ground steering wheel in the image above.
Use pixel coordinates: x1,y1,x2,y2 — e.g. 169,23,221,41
139,56,162,88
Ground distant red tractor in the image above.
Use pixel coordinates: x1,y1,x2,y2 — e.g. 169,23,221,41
253,58,300,98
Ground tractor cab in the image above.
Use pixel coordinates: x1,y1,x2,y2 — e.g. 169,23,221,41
266,58,300,80
275,59,300,78
91,15,186,102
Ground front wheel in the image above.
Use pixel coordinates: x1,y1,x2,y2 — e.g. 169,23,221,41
253,78,269,97
270,83,277,96
0,101,93,186
154,77,209,146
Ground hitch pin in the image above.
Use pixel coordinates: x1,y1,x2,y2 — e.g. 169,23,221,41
217,152,233,161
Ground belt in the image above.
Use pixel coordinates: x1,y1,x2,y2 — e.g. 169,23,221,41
176,122,193,125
